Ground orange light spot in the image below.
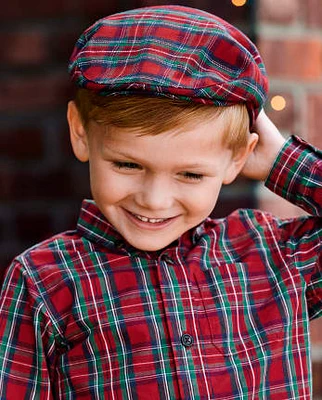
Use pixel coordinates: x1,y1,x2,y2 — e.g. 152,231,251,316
271,95,287,111
232,0,247,6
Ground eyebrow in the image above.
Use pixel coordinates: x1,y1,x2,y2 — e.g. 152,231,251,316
114,152,209,169
174,163,208,169
106,145,208,166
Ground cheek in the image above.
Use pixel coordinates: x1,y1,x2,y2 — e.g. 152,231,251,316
89,166,135,203
184,183,221,215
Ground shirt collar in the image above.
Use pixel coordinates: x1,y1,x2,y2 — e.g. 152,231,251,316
77,199,206,256
77,200,126,251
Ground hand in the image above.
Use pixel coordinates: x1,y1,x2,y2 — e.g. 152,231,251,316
241,110,286,181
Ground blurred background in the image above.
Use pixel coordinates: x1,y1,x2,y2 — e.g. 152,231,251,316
0,0,321,396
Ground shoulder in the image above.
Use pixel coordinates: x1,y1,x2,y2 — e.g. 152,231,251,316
203,207,320,255
6,230,85,293
14,230,80,267
203,208,316,254
2,230,88,326
205,208,281,238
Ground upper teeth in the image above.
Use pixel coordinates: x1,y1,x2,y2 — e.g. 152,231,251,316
135,214,167,223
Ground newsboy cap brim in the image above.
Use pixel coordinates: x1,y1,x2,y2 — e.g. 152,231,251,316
68,5,268,127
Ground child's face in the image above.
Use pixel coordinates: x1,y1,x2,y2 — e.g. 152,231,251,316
69,104,252,251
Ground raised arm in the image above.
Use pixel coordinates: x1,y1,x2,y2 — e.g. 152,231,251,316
241,110,286,181
243,111,322,319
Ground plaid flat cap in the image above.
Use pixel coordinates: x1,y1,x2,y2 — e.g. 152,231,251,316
69,5,268,126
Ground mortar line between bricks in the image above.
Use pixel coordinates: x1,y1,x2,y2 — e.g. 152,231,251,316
259,23,322,39
312,345,322,362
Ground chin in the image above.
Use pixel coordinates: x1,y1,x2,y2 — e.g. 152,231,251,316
126,237,175,252
130,242,167,252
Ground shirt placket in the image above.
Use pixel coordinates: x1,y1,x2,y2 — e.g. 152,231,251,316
156,252,211,400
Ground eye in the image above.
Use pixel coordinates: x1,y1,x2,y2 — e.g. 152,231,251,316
181,172,204,181
113,161,142,170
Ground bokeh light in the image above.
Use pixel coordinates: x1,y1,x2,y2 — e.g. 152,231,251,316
231,0,247,6
270,95,287,111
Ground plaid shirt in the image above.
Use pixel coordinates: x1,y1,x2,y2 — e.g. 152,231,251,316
0,136,321,399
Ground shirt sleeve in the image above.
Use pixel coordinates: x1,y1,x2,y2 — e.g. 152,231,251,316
265,135,322,319
265,135,321,216
0,261,56,399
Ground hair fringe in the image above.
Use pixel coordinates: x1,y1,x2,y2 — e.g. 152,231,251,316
74,89,249,154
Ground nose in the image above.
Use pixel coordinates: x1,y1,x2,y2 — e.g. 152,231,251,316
135,174,174,211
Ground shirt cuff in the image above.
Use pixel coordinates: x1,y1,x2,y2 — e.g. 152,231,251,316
265,135,319,207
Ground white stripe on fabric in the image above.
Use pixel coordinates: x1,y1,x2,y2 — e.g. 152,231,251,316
93,250,117,400
136,257,172,400
91,253,133,400
263,214,307,398
244,212,297,399
177,249,211,400
162,259,195,399
226,266,256,400
57,243,94,400
0,267,29,398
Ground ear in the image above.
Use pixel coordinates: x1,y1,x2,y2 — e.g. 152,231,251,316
223,133,259,185
67,101,89,162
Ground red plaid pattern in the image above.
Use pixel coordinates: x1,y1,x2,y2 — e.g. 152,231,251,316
68,5,268,126
0,136,320,399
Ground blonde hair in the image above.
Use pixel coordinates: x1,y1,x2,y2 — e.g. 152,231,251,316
75,89,250,154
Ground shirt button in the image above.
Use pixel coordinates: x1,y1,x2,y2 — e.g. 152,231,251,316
181,333,194,348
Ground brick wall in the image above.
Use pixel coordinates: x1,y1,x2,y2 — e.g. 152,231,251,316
257,0,322,397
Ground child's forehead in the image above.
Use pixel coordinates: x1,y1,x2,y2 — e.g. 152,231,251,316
69,5,268,128
97,123,233,174
98,116,228,152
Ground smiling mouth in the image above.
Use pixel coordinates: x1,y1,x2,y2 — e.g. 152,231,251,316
129,211,172,224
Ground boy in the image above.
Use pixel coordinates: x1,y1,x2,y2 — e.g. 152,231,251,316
0,5,321,400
